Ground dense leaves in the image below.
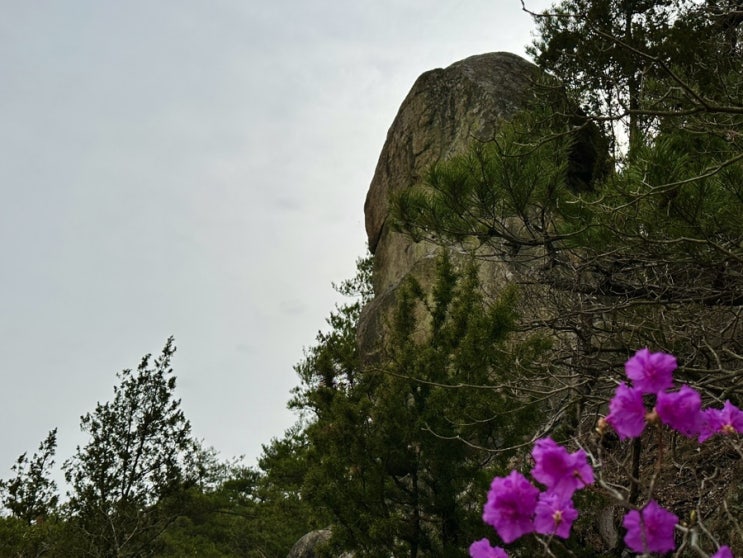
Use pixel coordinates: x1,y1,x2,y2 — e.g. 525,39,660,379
527,0,743,161
157,436,315,558
292,254,548,558
61,338,201,556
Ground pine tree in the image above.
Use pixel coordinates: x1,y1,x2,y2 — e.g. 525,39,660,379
63,337,200,557
294,255,547,557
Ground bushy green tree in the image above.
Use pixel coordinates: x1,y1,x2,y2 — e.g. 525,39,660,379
289,257,377,555
0,514,76,558
253,426,319,554
157,428,318,558
527,0,685,152
526,0,743,162
293,255,547,558
63,337,201,557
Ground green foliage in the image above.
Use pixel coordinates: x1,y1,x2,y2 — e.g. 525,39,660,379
290,257,372,416
528,0,681,145
252,427,321,556
596,130,743,251
294,254,548,557
394,110,588,252
1,429,59,524
157,428,318,558
333,254,375,303
0,338,319,557
0,431,76,557
63,337,201,557
0,514,79,558
369,257,546,557
527,0,743,164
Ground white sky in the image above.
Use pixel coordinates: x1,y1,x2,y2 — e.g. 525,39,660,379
0,0,554,482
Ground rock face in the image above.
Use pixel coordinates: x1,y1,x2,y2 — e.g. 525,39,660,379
286,528,354,558
364,52,542,291
364,52,543,256
359,52,546,359
286,529,329,558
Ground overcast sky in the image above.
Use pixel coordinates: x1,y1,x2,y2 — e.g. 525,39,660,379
0,0,554,482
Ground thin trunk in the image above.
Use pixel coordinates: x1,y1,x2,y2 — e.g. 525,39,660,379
410,469,419,558
629,437,642,505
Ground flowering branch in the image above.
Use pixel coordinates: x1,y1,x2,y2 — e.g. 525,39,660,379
471,349,742,558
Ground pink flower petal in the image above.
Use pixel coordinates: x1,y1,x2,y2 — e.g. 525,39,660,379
622,500,678,553
625,348,676,394
606,383,647,439
482,470,538,544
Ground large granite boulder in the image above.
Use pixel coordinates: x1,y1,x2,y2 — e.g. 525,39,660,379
359,52,551,359
364,52,543,292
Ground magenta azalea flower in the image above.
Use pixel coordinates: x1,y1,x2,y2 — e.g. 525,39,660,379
656,385,703,437
531,438,594,498
623,500,678,553
711,546,734,558
469,538,508,558
699,400,743,442
482,470,539,543
625,348,677,394
606,383,647,439
533,491,579,539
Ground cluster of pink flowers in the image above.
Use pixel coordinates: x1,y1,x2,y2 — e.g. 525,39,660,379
469,438,593,558
619,499,733,557
471,349,741,557
600,348,742,554
604,348,743,443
